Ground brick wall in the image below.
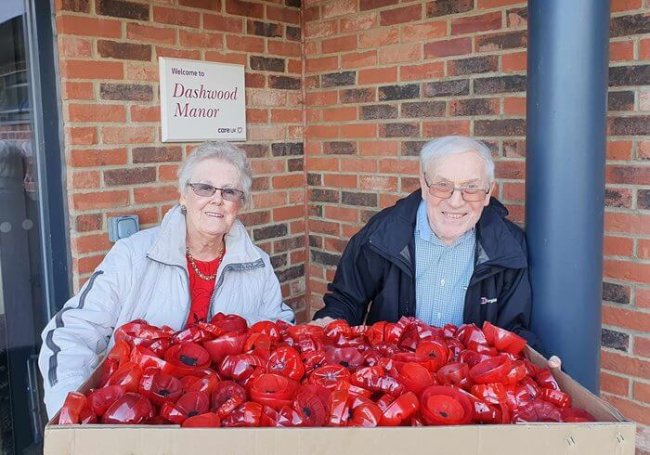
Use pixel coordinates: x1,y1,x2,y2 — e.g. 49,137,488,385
302,0,650,449
54,0,308,318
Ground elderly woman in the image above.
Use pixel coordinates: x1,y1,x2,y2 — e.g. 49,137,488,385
39,141,293,417
313,136,541,351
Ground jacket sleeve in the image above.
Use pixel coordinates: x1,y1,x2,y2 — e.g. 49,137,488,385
313,232,381,326
495,239,545,355
38,239,133,419
240,255,295,325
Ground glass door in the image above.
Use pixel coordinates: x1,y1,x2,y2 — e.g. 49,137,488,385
0,1,68,453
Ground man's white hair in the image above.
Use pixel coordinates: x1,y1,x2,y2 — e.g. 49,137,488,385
419,136,495,182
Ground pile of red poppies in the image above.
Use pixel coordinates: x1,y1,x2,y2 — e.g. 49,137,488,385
58,315,594,427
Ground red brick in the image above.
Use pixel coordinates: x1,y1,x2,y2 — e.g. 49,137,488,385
637,289,650,310
638,239,650,259
341,51,377,69
308,157,339,172
179,30,223,49
610,41,634,62
203,14,243,33
253,191,288,209
601,395,650,425
358,28,399,48
400,62,445,81
66,127,97,145
62,60,124,80
126,23,176,45
603,305,650,332
604,259,650,284
126,63,159,82
74,233,112,254
322,0,357,19
159,164,179,182
304,20,338,39
134,185,178,204
634,381,650,403
306,56,338,73
155,47,201,60
204,51,247,65
503,96,526,115
340,13,378,32
640,141,650,160
272,174,304,189
267,5,300,24
71,171,100,190
424,37,472,58
451,12,502,35
63,82,94,100
640,38,650,60
340,123,377,138
69,148,127,167
401,22,447,43
56,15,121,38
378,44,422,64
360,175,398,192
501,51,527,72
75,213,103,232
605,212,650,235
72,190,130,210
423,120,471,137
59,36,92,58
607,141,632,160
77,255,105,275
271,109,302,123
324,206,359,223
359,141,400,157
611,0,643,12
273,205,303,222
310,219,341,236
380,4,422,26
131,105,160,122
322,35,357,54
153,6,200,27
358,67,397,85
635,336,650,357
323,107,357,122
600,371,630,396
179,0,220,9
377,158,418,173
225,34,265,52
607,165,650,185
225,0,263,19
502,182,525,201
101,126,155,144
604,235,634,256
323,174,357,188
268,41,301,58
477,0,524,8
68,104,126,122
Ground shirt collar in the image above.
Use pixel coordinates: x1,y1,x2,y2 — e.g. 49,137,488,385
415,199,476,247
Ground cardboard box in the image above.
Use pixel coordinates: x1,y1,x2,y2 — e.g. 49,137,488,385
44,347,636,455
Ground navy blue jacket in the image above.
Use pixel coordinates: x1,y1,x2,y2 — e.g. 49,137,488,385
314,190,543,352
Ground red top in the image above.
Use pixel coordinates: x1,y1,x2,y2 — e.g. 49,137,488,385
185,252,224,327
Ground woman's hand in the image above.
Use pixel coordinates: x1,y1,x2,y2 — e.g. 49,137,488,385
308,317,336,327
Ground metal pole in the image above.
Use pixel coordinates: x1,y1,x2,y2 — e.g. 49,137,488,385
526,0,610,393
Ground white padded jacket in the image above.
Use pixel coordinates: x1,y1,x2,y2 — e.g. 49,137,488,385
38,205,294,418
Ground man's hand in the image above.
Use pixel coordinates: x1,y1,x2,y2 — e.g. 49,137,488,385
547,355,562,370
308,316,336,327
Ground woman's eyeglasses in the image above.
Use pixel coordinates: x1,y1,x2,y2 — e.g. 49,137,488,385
187,183,244,202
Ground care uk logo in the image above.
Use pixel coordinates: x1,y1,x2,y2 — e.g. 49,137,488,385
480,297,498,305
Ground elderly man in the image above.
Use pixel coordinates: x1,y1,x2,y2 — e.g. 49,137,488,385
313,136,541,350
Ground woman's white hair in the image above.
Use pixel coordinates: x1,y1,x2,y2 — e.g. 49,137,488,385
178,141,253,205
419,136,495,182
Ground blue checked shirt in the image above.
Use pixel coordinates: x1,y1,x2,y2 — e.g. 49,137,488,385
414,200,476,327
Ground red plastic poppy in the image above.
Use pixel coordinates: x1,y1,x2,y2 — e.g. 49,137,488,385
471,383,507,405
58,392,89,424
185,372,220,395
293,336,323,354
145,338,171,357
293,385,329,427
362,349,382,367
383,322,405,345
97,358,119,388
102,393,154,424
540,388,571,408
436,362,469,386
244,332,273,357
171,326,212,345
560,407,595,422
365,322,386,346
249,321,281,342
107,339,131,367
219,353,264,381
106,361,142,393
511,399,562,423
420,385,473,425
334,380,372,399
469,356,512,384
276,406,306,427
130,345,167,370
504,360,527,385
211,380,247,418
210,313,248,334
379,392,420,426
221,402,263,427
114,320,173,346
203,333,247,364
309,365,351,390
160,391,210,424
535,368,560,390
287,324,325,341
397,362,434,394
164,342,211,377
327,389,350,426
79,407,97,424
249,373,300,410
324,347,364,370
351,366,405,395
301,350,327,373
456,324,488,348
415,340,450,372
181,412,221,428
87,385,126,417
348,396,382,427
482,321,527,355
139,368,183,406
458,349,490,368
267,346,305,381
324,320,353,341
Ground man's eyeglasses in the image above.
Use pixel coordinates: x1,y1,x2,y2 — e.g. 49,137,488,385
187,183,244,202
423,173,490,202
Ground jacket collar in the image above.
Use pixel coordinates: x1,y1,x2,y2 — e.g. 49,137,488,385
368,190,527,269
147,205,264,268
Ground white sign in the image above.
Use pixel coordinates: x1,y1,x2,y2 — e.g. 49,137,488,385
159,57,246,142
